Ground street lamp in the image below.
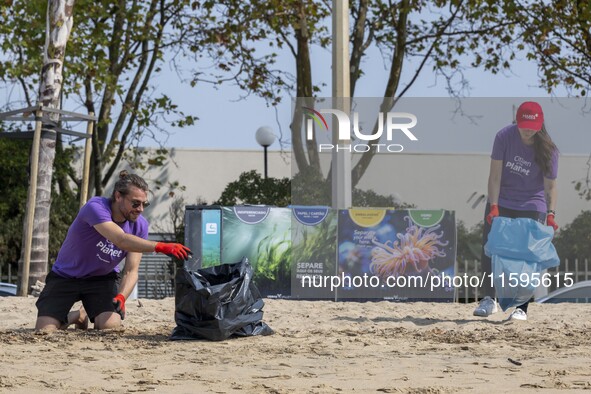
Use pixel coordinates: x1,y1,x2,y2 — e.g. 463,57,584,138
255,126,276,179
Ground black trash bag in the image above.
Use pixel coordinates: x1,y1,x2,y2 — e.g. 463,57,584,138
170,257,274,341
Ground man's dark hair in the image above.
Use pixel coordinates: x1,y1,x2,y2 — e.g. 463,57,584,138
111,170,149,199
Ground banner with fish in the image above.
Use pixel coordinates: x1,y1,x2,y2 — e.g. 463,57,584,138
336,209,456,301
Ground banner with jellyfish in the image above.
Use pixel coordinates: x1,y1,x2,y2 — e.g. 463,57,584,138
337,209,456,301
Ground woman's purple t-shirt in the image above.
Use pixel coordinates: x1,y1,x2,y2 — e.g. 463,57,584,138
491,124,558,213
52,196,149,278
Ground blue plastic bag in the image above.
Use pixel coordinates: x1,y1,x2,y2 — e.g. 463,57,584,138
484,217,560,311
484,217,559,269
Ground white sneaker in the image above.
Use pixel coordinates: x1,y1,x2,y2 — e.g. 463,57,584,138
510,308,527,321
473,296,498,317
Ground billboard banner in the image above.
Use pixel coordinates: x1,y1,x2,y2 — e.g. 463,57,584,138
221,206,292,297
336,209,456,301
290,206,338,299
185,205,457,301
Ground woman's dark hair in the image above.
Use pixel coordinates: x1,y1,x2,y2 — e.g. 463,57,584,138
533,124,559,176
111,170,149,199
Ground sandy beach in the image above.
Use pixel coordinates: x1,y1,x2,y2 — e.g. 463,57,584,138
1,296,591,393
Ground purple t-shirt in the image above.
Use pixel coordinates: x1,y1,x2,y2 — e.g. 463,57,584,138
491,124,558,212
52,196,149,278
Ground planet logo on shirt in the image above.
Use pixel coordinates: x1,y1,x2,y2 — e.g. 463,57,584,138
505,155,532,177
96,240,123,260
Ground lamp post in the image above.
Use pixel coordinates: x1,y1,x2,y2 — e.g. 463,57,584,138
255,126,275,179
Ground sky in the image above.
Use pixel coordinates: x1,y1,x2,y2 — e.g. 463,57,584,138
146,42,590,156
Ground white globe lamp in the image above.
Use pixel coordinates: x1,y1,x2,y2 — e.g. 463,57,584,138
255,126,276,179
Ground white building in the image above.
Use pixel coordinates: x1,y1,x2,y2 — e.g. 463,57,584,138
116,148,590,232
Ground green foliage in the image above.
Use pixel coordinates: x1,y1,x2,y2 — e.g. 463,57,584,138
1,1,274,194
456,220,483,263
214,170,291,207
196,0,330,102
553,211,591,262
4,0,584,201
0,138,29,274
573,170,591,201
502,0,590,96
0,136,79,273
219,169,415,208
290,167,330,206
291,166,415,208
48,188,79,266
352,189,415,209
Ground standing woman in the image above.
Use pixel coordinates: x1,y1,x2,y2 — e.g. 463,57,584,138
473,101,559,321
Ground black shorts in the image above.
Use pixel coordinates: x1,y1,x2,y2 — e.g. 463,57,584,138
36,271,120,324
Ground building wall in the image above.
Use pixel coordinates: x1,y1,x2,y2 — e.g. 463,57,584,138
110,149,590,231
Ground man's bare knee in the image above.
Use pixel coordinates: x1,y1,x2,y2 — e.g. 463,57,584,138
35,316,65,332
93,312,122,330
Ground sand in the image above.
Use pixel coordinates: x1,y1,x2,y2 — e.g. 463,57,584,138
1,296,591,393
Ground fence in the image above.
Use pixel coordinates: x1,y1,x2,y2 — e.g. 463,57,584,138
1,257,177,299
137,254,177,299
455,258,591,303
0,264,15,284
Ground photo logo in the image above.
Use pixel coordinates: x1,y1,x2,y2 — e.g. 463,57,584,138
303,107,418,153
303,107,328,130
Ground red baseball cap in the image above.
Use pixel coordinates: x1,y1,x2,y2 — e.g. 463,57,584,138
516,101,544,131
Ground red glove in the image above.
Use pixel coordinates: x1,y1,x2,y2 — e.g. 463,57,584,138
547,213,558,231
155,242,192,260
112,293,126,320
486,204,499,225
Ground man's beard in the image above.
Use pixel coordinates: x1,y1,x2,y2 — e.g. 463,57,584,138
123,211,139,222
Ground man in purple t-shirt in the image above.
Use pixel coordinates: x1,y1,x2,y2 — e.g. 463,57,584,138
473,101,559,321
35,171,192,331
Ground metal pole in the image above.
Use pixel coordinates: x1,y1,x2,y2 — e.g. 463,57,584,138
19,108,43,296
263,145,269,179
79,114,94,208
331,0,352,209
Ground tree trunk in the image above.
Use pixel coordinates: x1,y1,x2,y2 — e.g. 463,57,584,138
17,0,75,294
